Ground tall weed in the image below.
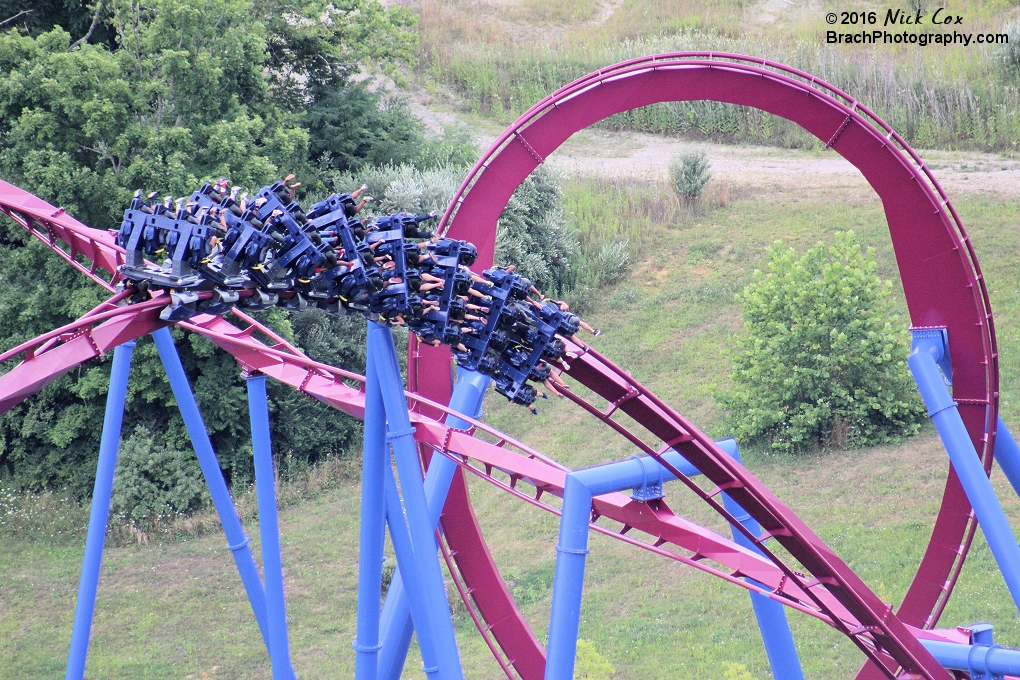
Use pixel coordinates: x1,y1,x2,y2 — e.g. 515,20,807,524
418,5,1020,152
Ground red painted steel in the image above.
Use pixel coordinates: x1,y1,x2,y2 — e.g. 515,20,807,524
0,293,909,635
0,294,974,670
410,54,997,679
0,300,167,413
0,52,1000,679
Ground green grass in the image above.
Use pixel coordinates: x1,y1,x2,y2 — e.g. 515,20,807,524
3,179,1020,678
6,438,1020,678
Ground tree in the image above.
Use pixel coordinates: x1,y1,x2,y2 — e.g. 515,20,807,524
495,166,576,295
718,232,925,452
0,0,418,497
0,8,304,229
0,0,420,229
305,82,429,173
0,0,116,47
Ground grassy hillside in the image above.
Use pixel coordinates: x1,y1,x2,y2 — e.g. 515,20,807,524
410,0,1020,152
3,169,1020,678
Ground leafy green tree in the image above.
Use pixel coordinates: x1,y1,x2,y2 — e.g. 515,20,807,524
0,0,420,229
0,0,115,46
0,219,362,496
0,9,303,229
259,0,417,101
109,426,206,527
258,0,425,173
495,166,576,295
306,84,429,173
0,0,417,497
719,232,924,452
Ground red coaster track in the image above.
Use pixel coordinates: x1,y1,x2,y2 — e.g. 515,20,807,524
0,53,998,680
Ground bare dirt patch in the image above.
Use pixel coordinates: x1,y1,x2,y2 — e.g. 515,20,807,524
551,129,1020,198
413,101,1020,198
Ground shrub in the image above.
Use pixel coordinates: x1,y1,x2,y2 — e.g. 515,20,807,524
329,163,467,216
588,241,630,287
997,21,1020,82
722,662,758,680
575,639,615,679
668,151,711,207
718,232,925,452
110,427,208,528
494,166,577,295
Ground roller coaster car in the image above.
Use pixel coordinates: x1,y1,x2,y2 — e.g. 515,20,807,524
116,178,589,410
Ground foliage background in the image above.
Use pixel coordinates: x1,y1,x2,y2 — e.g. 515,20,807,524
0,0,433,499
719,232,926,452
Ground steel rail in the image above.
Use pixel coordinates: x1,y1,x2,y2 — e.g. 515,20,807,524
0,289,873,671
0,296,980,669
435,444,973,653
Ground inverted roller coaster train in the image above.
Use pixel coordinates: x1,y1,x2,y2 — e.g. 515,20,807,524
3,53,1020,680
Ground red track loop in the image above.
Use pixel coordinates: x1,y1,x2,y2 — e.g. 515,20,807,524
410,54,998,680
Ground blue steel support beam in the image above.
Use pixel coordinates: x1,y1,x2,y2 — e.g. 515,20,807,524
152,328,271,649
716,440,804,680
66,341,135,680
920,638,1020,677
247,375,297,680
546,442,803,680
368,322,464,680
377,368,490,680
993,416,1020,503
355,328,388,680
909,329,1020,612
384,458,441,679
545,453,705,679
546,473,594,680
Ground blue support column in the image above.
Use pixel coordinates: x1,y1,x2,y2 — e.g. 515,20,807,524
152,328,271,649
66,341,135,680
368,322,464,680
909,329,1020,612
716,440,804,680
377,368,489,680
546,474,594,680
354,327,388,680
545,441,803,680
993,416,1020,502
383,461,441,679
247,375,297,679
920,625,1020,677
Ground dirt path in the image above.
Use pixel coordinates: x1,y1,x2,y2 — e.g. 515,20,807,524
552,129,1020,198
413,102,1020,197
